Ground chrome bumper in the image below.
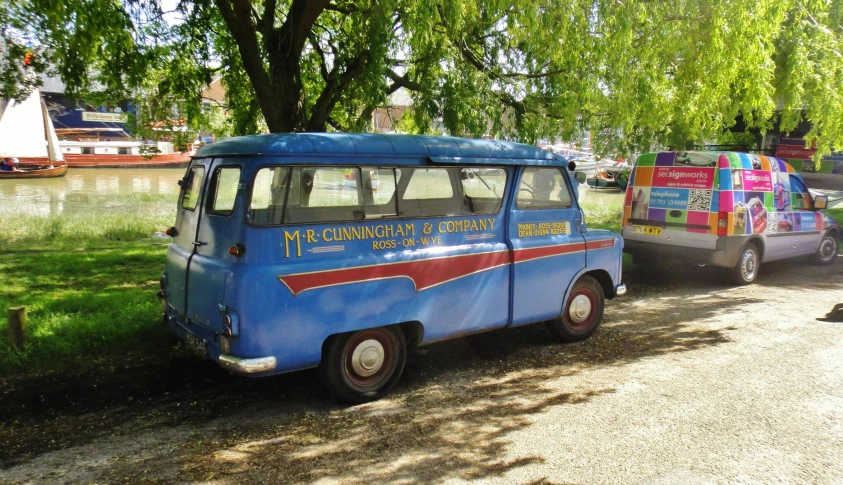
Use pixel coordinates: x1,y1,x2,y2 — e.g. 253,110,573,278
218,355,277,374
615,284,627,296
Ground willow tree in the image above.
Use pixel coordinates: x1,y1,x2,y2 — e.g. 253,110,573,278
2,0,842,156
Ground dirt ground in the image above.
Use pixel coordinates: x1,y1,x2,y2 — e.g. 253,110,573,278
2,254,843,484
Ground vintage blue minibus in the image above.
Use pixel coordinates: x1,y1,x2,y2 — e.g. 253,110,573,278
160,133,626,403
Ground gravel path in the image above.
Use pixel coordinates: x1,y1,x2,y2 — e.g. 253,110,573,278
2,256,842,484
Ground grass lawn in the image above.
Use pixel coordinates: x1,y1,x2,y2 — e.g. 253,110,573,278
0,241,175,376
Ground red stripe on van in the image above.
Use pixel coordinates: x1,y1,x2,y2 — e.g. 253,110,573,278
278,251,511,296
585,239,617,250
512,242,586,263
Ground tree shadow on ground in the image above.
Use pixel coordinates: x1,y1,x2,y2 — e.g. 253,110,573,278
1,287,748,484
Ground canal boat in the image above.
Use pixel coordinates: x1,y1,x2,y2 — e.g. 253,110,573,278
0,88,68,179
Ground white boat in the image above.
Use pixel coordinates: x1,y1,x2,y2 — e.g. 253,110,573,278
0,88,68,178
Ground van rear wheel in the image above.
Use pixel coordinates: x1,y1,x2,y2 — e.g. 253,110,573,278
731,243,760,285
547,275,605,342
811,232,838,265
319,326,407,404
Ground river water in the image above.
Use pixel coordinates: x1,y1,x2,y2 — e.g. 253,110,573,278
0,168,186,218
0,168,624,219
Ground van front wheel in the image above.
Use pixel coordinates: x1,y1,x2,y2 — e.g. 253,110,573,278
547,275,605,342
811,232,838,265
731,243,760,285
319,326,407,404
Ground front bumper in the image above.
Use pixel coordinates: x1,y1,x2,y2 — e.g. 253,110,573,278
615,284,627,296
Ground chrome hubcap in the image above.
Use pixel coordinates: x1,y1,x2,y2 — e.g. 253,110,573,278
569,294,593,324
742,250,757,280
820,238,836,260
351,339,384,377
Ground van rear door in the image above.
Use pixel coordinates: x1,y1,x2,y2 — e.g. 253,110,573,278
165,159,211,316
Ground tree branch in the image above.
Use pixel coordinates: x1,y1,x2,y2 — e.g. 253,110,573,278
386,69,422,92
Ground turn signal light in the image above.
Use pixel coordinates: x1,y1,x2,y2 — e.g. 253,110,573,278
228,243,245,257
165,226,177,237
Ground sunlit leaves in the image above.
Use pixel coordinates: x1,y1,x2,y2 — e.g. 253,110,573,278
3,0,842,157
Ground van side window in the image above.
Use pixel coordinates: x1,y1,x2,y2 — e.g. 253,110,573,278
398,168,458,217
208,166,241,215
249,167,291,225
460,168,507,213
181,166,205,211
284,167,364,223
361,167,398,218
516,167,572,209
789,175,811,210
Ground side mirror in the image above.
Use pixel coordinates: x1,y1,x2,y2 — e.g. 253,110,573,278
814,194,828,210
575,171,587,184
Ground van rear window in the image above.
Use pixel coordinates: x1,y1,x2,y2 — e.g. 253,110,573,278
181,166,205,211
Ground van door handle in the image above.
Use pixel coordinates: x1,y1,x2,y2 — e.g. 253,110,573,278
192,241,207,247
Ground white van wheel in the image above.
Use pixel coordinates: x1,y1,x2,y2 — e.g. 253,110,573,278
319,327,407,404
811,233,838,265
731,243,760,285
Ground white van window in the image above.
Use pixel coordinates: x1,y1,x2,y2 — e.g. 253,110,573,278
789,175,811,210
208,166,241,215
516,167,572,209
460,168,507,213
181,166,205,211
249,167,290,225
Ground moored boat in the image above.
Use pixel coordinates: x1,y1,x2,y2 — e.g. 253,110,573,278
0,164,67,179
0,87,68,178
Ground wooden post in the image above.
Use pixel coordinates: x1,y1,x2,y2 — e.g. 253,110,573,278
7,306,26,349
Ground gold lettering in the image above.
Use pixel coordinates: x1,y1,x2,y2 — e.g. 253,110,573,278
471,219,479,231
405,223,415,236
488,218,495,230
306,230,317,244
479,219,488,231
351,226,362,240
283,231,301,258
364,226,375,239
375,225,385,238
395,224,405,237
341,227,353,241
322,228,333,242
438,222,447,233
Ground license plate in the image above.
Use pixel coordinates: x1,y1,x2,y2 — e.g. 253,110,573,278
185,331,208,357
631,225,663,236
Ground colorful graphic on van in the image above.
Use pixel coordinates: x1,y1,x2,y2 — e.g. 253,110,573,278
746,197,767,234
626,152,810,237
652,167,716,189
772,172,790,211
741,170,774,191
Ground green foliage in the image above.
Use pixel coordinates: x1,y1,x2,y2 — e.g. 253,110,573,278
3,0,843,158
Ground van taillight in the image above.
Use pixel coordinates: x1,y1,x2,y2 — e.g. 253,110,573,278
229,243,245,257
717,212,728,236
165,226,177,237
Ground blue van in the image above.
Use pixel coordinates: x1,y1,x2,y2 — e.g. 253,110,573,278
159,134,626,402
